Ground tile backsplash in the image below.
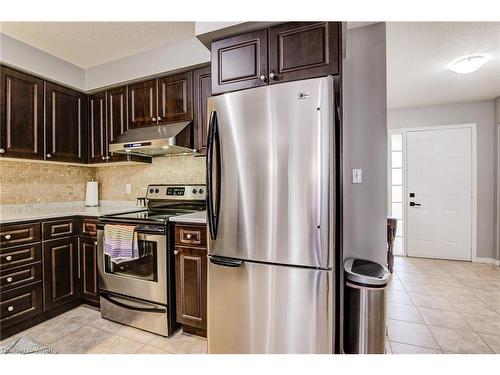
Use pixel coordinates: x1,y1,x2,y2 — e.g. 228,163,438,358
96,155,206,201
0,160,96,204
0,155,206,205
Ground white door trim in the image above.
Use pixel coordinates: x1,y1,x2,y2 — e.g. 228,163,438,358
391,123,477,262
496,124,500,263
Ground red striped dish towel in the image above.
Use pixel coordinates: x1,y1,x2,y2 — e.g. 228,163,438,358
104,224,139,264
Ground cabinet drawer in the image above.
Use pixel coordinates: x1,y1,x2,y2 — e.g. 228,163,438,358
0,283,43,328
175,225,207,247
80,219,97,237
0,243,41,269
0,262,42,292
43,219,76,240
0,222,40,248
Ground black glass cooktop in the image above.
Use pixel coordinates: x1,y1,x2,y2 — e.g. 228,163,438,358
101,207,202,224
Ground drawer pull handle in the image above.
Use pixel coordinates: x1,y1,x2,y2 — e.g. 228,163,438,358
7,306,14,312
5,256,13,261
174,250,179,255
186,233,193,239
94,241,98,246
6,277,13,283
4,234,11,240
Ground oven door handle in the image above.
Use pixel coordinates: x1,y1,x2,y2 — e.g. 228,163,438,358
101,293,165,313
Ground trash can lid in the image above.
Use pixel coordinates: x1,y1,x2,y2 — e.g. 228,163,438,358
344,258,389,287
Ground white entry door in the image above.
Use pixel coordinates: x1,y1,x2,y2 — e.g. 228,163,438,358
406,127,472,260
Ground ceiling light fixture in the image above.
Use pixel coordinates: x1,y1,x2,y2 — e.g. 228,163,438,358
448,55,489,74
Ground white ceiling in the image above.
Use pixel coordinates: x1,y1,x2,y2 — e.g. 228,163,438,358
0,22,195,68
386,22,500,109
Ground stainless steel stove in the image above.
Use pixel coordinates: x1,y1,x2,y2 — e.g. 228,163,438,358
96,184,206,337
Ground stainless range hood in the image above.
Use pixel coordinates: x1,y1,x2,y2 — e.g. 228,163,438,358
109,121,195,157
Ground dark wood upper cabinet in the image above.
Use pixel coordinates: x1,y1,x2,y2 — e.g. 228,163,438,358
43,237,79,311
193,66,211,155
79,236,99,303
128,79,157,128
45,83,87,163
211,29,269,95
88,92,107,163
158,71,193,123
0,67,44,160
268,22,340,84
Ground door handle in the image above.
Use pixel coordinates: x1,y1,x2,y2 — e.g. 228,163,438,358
409,202,421,207
209,256,243,268
207,111,221,240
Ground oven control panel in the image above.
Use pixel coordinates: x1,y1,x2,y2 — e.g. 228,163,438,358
146,185,206,201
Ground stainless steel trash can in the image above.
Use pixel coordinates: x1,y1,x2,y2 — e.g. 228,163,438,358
344,258,390,354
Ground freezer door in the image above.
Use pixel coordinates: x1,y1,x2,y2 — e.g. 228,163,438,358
207,76,334,269
207,257,334,353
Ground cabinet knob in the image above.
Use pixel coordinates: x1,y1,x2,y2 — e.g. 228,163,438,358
46,153,52,158
174,250,179,255
269,72,278,81
5,256,13,261
186,233,193,239
4,234,11,240
7,306,14,312
259,74,267,82
106,156,110,160
0,148,4,154
157,116,162,121
6,277,13,283
152,117,157,122
102,156,106,161
94,241,98,246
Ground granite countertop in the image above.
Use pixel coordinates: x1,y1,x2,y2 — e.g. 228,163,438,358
0,201,142,224
169,210,207,224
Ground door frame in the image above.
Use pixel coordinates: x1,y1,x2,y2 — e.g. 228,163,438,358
388,123,477,261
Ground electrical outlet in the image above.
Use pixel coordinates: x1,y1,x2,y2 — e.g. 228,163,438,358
125,183,132,194
352,169,362,184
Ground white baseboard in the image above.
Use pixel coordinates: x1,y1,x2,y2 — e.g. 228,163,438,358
473,257,500,266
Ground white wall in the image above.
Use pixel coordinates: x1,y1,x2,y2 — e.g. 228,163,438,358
85,38,210,91
388,100,496,260
343,23,388,265
0,33,210,92
0,33,85,90
495,97,500,262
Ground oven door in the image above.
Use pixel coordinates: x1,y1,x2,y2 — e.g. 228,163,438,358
97,228,167,304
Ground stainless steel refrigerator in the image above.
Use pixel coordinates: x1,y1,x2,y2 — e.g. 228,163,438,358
206,76,336,354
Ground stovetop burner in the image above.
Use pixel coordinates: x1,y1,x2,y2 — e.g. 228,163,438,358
99,184,206,225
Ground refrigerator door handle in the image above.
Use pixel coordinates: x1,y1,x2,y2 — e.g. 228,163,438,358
207,110,221,240
209,256,244,268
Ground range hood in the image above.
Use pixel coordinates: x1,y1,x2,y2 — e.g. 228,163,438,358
109,121,195,157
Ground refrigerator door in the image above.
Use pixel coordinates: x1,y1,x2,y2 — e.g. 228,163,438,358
207,256,334,353
207,76,334,269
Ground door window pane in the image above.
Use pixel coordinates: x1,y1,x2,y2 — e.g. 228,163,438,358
393,237,403,255
392,169,403,185
391,134,403,151
392,186,403,203
396,219,404,237
392,151,402,168
391,203,403,219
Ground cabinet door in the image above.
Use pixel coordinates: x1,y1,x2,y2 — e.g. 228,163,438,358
43,237,79,311
268,22,340,83
45,83,87,163
193,66,211,155
88,92,107,163
106,86,129,163
158,71,192,123
175,246,207,331
0,67,44,160
79,237,99,303
211,29,268,95
128,79,157,128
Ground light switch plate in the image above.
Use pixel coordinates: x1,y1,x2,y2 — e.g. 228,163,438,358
352,169,362,184
125,183,132,194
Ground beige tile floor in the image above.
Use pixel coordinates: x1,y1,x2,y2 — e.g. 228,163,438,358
1,305,207,354
2,256,498,355
386,256,500,354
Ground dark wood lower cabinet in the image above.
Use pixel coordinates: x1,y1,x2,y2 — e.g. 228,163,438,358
175,244,207,336
0,283,43,329
80,236,99,303
43,236,79,311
